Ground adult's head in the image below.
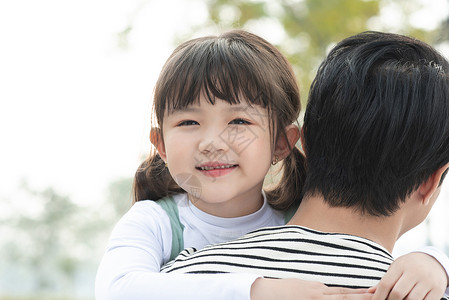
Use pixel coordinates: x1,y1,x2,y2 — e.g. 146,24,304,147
302,31,449,217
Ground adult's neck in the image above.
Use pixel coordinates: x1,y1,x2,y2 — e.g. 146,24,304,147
289,194,404,253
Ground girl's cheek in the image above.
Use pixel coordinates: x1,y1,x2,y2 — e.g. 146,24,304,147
222,127,260,153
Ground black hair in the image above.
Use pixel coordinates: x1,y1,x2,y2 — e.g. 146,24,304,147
302,31,449,216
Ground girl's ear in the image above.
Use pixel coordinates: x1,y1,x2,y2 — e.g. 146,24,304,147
150,127,167,161
274,125,300,160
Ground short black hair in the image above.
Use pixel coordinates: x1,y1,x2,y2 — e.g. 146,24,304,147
302,31,449,216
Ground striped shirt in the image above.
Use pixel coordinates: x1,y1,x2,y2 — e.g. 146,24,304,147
161,225,394,289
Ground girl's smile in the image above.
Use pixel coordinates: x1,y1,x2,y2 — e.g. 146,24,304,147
195,161,239,178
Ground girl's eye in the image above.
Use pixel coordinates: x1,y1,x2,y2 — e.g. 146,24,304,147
178,120,199,126
229,118,251,125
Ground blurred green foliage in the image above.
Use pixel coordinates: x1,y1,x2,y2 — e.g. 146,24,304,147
107,177,133,216
201,0,443,106
118,0,446,106
1,182,114,299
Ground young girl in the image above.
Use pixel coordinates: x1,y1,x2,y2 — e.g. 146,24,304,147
95,29,449,300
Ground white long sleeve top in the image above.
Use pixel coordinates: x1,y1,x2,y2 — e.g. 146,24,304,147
95,192,285,300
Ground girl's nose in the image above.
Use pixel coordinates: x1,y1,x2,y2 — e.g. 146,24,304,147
198,131,230,154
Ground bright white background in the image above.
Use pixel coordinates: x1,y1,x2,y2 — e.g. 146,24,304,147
0,0,448,259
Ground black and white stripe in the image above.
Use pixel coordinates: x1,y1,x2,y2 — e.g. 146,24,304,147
161,225,394,288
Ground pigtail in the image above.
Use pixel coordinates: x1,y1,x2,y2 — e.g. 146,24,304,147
133,29,306,209
132,153,184,203
266,146,306,211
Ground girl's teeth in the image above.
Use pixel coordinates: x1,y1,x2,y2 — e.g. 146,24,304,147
200,165,234,170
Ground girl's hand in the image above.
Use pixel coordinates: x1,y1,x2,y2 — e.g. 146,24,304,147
251,277,373,300
370,252,448,300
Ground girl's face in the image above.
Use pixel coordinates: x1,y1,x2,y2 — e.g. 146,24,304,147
154,95,275,217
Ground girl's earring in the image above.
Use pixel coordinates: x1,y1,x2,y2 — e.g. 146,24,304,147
271,155,279,165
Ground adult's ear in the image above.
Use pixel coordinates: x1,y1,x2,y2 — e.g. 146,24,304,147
419,162,449,205
150,127,167,161
274,125,300,160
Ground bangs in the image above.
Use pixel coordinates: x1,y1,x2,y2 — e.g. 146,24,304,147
154,36,274,118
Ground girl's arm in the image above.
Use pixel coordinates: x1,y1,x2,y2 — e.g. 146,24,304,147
94,202,271,300
95,202,371,300
371,247,449,300
251,278,373,300
98,267,371,300
94,202,261,300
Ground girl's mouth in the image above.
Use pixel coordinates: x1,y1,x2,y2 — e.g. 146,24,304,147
195,163,238,177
